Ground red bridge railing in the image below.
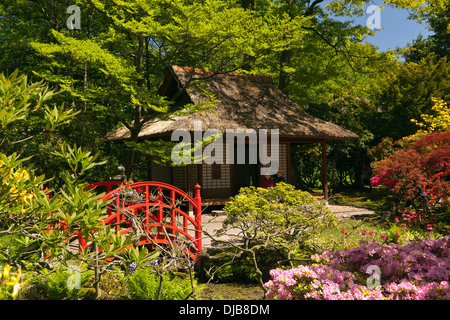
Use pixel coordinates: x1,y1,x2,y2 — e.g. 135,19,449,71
87,181,202,260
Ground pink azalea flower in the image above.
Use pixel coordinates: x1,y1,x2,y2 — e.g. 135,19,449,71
265,236,450,300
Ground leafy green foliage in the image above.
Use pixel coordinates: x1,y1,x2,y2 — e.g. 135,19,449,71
124,246,160,269
27,0,316,177
0,70,58,131
0,70,84,187
0,70,135,299
223,183,337,251
126,268,200,300
372,55,450,141
36,263,94,300
301,96,376,188
291,144,322,189
404,1,450,62
51,142,106,179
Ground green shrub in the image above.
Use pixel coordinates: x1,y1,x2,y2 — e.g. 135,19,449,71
36,264,94,300
0,235,41,268
222,183,338,251
126,268,201,300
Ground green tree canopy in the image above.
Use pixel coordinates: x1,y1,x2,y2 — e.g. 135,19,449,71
372,54,450,141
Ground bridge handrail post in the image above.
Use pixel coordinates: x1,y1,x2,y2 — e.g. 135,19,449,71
170,190,176,236
157,187,164,233
194,184,202,254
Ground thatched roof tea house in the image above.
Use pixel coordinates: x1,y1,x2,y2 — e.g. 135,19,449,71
106,65,358,203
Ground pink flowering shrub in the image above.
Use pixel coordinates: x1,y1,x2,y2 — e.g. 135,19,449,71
399,208,438,235
264,236,450,300
371,168,398,190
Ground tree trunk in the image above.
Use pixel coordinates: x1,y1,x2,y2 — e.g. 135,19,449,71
125,147,136,180
156,273,164,300
278,49,292,95
124,35,146,180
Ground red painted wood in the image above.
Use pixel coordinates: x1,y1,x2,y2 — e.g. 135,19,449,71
93,181,202,260
49,181,202,260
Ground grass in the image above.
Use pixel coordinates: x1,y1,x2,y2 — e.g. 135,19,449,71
322,187,394,249
329,186,391,211
293,186,394,253
320,218,390,251
197,283,264,300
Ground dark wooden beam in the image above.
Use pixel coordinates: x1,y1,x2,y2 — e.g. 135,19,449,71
286,142,292,184
321,141,328,201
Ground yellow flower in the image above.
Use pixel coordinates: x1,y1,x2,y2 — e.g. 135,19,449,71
13,169,30,181
412,97,450,132
1,265,26,299
5,268,22,298
1,164,35,210
1,264,11,282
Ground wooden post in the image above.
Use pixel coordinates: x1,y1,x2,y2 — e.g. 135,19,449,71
321,141,329,201
187,165,193,213
170,189,176,236
146,155,152,181
115,196,120,231
187,165,193,196
145,185,150,234
286,142,291,184
157,187,163,233
194,184,202,255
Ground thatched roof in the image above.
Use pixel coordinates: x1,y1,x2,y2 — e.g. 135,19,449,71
105,65,358,141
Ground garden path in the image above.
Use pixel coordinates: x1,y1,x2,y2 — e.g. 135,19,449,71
326,204,375,220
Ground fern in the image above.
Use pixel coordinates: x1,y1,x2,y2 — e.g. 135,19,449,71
126,268,201,300
37,264,93,300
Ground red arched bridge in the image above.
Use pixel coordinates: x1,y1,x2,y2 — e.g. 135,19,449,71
65,181,202,260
